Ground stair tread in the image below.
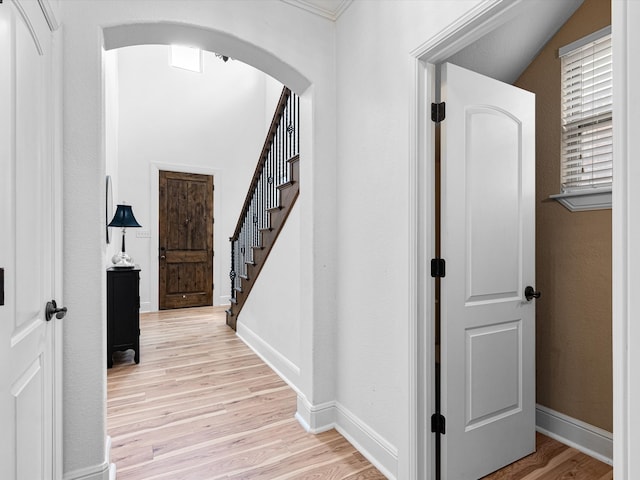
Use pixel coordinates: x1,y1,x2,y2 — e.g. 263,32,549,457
277,180,295,190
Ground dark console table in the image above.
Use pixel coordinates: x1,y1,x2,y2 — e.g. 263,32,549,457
107,267,140,368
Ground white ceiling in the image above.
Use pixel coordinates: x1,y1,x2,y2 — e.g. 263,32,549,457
446,0,585,83
282,0,585,84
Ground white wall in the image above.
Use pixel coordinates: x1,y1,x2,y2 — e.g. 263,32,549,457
110,44,282,310
237,203,301,388
105,50,120,264
334,1,481,477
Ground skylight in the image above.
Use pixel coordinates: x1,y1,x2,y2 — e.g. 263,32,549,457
170,45,202,73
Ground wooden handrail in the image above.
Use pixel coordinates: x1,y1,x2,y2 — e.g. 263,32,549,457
231,86,292,241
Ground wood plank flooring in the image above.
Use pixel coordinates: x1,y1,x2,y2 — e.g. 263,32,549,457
107,306,385,480
107,306,613,480
481,432,613,480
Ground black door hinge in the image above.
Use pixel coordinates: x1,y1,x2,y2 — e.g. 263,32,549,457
0,268,4,306
431,258,446,278
431,413,446,434
431,102,445,123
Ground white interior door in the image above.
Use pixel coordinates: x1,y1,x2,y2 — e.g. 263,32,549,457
439,62,536,479
0,1,60,478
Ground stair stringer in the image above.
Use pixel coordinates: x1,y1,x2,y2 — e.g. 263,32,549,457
226,155,299,329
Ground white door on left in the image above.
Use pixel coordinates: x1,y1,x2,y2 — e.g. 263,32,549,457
0,1,61,479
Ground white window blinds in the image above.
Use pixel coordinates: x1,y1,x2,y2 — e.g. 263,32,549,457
560,28,612,192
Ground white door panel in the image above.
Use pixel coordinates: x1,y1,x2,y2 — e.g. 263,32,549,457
465,320,521,428
0,1,58,478
440,62,535,479
466,108,521,303
13,357,46,479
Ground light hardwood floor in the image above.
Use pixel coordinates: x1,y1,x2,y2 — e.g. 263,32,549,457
107,306,385,479
481,432,613,480
107,306,613,480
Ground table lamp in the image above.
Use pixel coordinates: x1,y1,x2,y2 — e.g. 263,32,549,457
108,204,142,267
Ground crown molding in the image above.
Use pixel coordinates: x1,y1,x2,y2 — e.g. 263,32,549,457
281,0,353,21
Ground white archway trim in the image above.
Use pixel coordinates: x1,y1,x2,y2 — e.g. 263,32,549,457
61,2,331,476
102,22,311,94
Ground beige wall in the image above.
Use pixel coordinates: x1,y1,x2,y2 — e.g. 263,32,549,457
515,0,612,432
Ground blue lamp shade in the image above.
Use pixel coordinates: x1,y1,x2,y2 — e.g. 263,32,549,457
108,205,141,267
108,204,142,228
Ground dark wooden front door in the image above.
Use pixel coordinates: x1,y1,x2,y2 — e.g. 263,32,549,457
159,171,214,309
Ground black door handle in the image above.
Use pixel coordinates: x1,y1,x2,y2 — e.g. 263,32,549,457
45,300,67,321
524,286,541,301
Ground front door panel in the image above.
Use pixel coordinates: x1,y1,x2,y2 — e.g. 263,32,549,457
159,171,214,309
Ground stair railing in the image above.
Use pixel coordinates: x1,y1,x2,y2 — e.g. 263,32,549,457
229,87,299,304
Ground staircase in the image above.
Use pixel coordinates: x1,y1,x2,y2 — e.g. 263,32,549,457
226,87,300,330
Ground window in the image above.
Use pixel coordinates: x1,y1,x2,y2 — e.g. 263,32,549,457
551,26,612,211
169,45,202,73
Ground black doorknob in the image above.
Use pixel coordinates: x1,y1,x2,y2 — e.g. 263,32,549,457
524,286,541,301
45,300,67,321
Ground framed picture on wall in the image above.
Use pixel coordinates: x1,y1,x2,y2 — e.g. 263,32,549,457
106,175,113,244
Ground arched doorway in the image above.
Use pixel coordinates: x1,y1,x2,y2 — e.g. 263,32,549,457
62,6,338,476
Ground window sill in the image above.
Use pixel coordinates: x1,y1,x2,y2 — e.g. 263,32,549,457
549,188,612,212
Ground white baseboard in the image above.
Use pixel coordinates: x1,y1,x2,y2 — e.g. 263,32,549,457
295,396,398,480
536,404,613,465
334,402,398,480
295,396,336,433
235,324,397,479
106,436,115,480
235,322,301,392
63,464,110,480
139,301,152,313
63,436,113,480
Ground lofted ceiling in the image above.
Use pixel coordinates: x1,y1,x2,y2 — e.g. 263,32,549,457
446,0,585,83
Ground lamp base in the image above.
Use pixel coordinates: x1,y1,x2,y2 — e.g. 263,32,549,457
111,251,135,268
